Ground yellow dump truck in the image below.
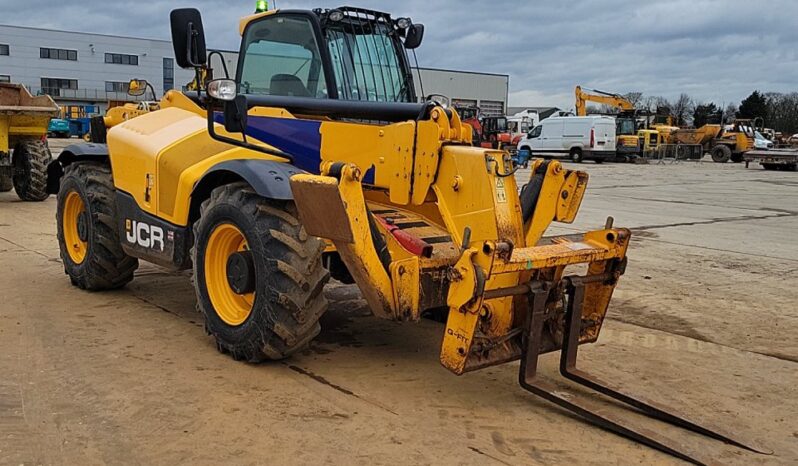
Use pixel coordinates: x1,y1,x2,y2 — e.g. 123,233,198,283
0,83,58,200
673,120,755,163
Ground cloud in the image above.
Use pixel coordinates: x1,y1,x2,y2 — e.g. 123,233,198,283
2,0,796,110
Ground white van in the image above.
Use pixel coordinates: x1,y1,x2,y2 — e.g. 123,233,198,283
516,116,617,163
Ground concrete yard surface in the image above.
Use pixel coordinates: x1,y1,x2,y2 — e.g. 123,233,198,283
1,148,797,465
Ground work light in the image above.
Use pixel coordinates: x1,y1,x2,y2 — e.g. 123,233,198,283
207,79,237,101
328,9,344,21
255,0,268,13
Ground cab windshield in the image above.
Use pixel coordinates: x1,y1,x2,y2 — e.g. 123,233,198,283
326,18,412,102
617,118,636,135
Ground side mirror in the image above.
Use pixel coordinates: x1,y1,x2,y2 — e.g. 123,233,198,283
170,8,207,68
404,24,425,49
127,79,148,96
223,95,248,134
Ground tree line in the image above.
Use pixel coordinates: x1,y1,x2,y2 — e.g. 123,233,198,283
587,91,798,136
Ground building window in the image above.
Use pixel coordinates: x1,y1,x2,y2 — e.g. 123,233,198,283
40,47,77,61
105,53,138,66
105,81,129,93
479,100,505,117
0,75,10,83
163,57,174,92
0,44,9,56
41,77,78,96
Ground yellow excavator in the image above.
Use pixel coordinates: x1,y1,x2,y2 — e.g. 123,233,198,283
46,5,765,463
575,86,640,159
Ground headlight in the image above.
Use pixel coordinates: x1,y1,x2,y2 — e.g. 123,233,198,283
207,79,237,101
328,10,344,22
396,17,411,29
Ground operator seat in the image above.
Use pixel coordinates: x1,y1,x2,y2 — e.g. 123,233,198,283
270,74,311,98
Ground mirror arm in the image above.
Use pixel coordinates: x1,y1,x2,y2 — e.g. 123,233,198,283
207,51,230,79
146,82,156,100
204,100,295,164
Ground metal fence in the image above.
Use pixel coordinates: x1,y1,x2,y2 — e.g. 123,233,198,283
645,144,704,164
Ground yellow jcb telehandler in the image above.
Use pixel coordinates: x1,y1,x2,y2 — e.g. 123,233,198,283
47,6,764,463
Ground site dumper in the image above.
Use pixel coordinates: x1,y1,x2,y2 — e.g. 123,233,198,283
0,83,57,200
47,6,766,464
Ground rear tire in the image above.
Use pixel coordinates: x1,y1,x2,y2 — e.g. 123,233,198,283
12,139,51,201
570,148,584,163
0,168,12,192
710,145,732,163
56,162,139,290
762,163,778,171
193,182,330,362
730,153,744,163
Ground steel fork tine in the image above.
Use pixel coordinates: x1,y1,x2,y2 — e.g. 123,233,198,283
518,277,769,465
559,279,769,454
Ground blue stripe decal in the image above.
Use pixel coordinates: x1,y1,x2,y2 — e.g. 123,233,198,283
215,114,322,174
213,114,375,184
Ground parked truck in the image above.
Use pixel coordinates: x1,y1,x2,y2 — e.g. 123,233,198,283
0,83,57,200
744,148,798,171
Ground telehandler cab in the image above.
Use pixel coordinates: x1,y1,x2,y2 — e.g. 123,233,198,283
48,6,764,463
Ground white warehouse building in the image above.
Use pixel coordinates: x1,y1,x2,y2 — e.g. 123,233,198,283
0,24,509,115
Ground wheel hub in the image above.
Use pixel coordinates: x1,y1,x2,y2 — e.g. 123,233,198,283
77,212,88,242
226,250,255,295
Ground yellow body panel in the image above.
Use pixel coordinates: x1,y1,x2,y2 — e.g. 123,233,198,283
618,134,639,147
107,106,283,223
674,124,722,146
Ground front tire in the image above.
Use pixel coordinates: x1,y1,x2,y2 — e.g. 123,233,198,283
193,183,330,362
570,148,584,163
710,145,732,163
56,162,139,290
12,139,51,201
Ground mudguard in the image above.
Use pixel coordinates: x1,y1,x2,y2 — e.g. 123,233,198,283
46,143,110,194
193,159,305,201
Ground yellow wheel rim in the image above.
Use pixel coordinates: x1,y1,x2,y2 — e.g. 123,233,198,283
62,191,87,264
204,223,255,326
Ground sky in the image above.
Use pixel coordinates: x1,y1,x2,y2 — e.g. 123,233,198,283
2,0,796,110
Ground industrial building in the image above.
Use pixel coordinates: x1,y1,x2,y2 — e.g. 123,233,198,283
0,24,509,114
